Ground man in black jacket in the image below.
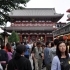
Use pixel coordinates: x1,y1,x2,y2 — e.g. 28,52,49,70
7,44,32,70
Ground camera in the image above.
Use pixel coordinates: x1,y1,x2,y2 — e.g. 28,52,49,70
39,53,42,58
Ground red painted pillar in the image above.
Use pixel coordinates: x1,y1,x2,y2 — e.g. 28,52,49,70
20,34,22,42
37,35,39,41
45,35,46,43
28,35,30,42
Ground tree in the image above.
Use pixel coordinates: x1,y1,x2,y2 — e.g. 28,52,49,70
8,31,20,43
0,0,29,25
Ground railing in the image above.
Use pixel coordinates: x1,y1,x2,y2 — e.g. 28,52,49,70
11,22,55,27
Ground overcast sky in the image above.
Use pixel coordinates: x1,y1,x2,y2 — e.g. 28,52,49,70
26,0,70,22
5,0,70,27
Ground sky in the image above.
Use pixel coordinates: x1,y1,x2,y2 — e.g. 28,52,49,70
26,0,70,22
0,0,70,32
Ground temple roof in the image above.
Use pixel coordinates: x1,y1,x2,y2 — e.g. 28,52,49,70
5,26,53,32
9,8,63,17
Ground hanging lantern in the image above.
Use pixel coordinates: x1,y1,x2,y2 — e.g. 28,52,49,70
68,34,70,39
67,14,70,18
24,36,26,39
41,36,43,39
63,36,67,40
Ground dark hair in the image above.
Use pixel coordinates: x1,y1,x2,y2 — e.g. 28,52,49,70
56,41,68,59
16,42,20,47
33,42,36,47
54,39,59,45
14,44,26,59
51,42,54,47
36,41,41,45
46,41,51,47
12,43,14,46
16,44,26,54
6,43,11,52
1,43,5,49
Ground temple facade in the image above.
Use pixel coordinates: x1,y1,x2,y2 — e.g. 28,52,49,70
5,8,65,42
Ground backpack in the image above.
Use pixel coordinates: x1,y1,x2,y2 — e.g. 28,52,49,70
0,64,3,70
60,57,70,70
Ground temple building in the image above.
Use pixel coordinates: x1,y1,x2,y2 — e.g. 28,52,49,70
5,8,65,42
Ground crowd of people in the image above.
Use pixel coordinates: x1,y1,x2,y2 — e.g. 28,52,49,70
0,39,70,70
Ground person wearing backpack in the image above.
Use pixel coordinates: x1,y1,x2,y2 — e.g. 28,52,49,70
7,44,32,70
51,41,70,70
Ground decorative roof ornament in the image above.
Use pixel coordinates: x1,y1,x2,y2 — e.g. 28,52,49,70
66,9,70,12
67,9,70,21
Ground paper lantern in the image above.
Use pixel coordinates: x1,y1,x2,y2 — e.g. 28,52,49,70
68,35,70,39
67,14,70,18
63,36,67,40
59,36,67,41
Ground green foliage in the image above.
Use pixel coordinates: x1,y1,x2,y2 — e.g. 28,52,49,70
8,31,20,43
0,0,30,25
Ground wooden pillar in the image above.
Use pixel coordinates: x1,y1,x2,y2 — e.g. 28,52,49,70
20,33,22,42
36,35,38,42
28,35,30,42
5,36,8,46
45,34,46,43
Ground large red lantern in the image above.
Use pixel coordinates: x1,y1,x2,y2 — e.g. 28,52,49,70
59,36,67,41
63,36,67,40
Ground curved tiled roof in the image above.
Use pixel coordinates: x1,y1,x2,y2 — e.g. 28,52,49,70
5,26,53,31
9,8,63,17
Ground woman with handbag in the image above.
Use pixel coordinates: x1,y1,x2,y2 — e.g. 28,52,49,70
51,41,70,70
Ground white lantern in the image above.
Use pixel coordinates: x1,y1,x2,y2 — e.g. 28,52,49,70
67,14,70,18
